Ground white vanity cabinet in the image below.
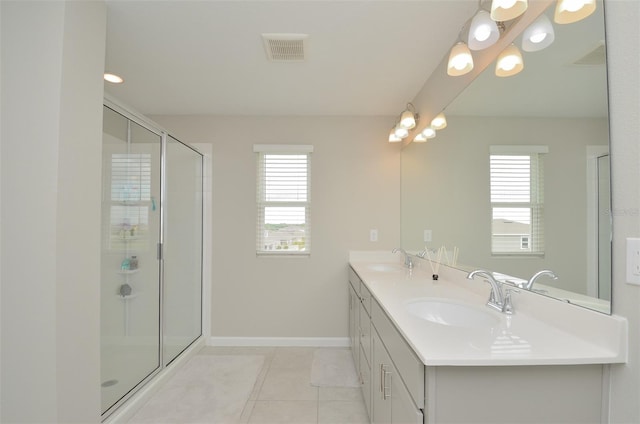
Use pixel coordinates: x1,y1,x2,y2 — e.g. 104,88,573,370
348,280,359,373
372,330,423,424
350,267,423,423
349,267,372,418
371,298,424,424
348,262,621,424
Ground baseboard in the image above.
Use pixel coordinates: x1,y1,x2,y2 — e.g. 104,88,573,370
208,336,350,347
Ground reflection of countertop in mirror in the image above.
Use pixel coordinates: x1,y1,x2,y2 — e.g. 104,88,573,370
349,251,627,366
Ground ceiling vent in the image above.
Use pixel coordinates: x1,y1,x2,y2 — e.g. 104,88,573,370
262,33,308,62
572,41,606,66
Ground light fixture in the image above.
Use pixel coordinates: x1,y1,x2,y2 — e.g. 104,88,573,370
413,134,428,143
554,0,596,24
522,14,555,52
394,123,409,140
104,73,124,84
468,10,500,50
431,113,447,130
495,43,524,77
389,127,402,143
399,103,418,129
447,42,474,76
490,0,528,22
422,126,437,139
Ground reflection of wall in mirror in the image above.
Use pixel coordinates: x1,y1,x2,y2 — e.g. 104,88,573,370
401,115,609,296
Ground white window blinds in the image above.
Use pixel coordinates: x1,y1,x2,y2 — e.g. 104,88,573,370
255,145,313,255
490,146,547,255
108,153,152,250
110,153,151,202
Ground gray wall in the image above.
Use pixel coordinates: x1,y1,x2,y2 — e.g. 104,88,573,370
151,115,401,341
606,1,640,422
0,0,637,422
1,1,106,422
401,115,609,295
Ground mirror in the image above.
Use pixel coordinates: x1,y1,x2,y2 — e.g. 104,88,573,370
401,0,611,314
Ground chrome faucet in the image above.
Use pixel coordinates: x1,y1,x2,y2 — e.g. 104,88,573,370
467,269,507,313
525,270,558,290
392,247,413,269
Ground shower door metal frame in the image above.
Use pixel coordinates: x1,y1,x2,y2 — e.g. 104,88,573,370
101,97,205,420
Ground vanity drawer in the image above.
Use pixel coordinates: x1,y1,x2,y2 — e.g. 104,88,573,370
360,283,372,316
349,266,372,315
372,299,425,409
349,267,360,292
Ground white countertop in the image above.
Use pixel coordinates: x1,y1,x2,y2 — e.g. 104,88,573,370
349,252,628,366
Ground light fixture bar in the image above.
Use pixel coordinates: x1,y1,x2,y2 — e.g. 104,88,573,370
495,43,524,77
431,113,447,130
399,103,418,130
389,127,402,143
447,42,474,76
554,0,596,24
468,10,500,50
491,0,528,22
522,13,555,52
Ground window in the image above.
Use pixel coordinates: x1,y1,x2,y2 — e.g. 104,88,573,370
490,145,547,255
254,145,313,255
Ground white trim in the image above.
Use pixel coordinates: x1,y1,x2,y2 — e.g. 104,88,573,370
192,143,213,341
586,145,610,298
253,144,314,153
490,145,549,154
208,337,350,347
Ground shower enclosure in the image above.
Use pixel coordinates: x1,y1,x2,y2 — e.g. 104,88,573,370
100,101,203,418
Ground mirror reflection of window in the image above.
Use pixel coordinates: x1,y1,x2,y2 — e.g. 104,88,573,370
490,146,548,256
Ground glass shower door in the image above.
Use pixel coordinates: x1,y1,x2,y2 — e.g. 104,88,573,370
163,136,203,365
101,106,162,415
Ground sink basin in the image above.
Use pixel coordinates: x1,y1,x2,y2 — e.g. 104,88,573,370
405,298,500,328
366,263,404,272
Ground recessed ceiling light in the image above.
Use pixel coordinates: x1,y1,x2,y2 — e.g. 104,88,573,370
104,73,124,84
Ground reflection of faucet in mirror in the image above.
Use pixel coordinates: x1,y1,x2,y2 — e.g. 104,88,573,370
467,270,508,313
525,270,558,291
392,247,413,269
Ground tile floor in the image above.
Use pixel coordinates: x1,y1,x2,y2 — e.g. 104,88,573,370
132,346,369,424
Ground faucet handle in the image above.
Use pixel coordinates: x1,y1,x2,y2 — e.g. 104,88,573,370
503,288,520,315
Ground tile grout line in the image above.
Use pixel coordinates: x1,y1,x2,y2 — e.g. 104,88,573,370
316,376,320,424
240,349,274,423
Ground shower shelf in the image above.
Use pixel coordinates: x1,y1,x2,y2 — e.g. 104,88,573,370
117,269,140,275
117,293,139,300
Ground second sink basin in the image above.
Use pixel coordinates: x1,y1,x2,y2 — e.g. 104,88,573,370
365,263,404,273
405,298,500,328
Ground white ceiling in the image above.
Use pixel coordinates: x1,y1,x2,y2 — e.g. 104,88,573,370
104,0,609,119
104,0,478,117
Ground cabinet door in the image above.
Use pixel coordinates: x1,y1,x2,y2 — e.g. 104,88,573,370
391,369,424,424
359,301,371,365
359,347,372,420
373,330,424,424
372,331,392,424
